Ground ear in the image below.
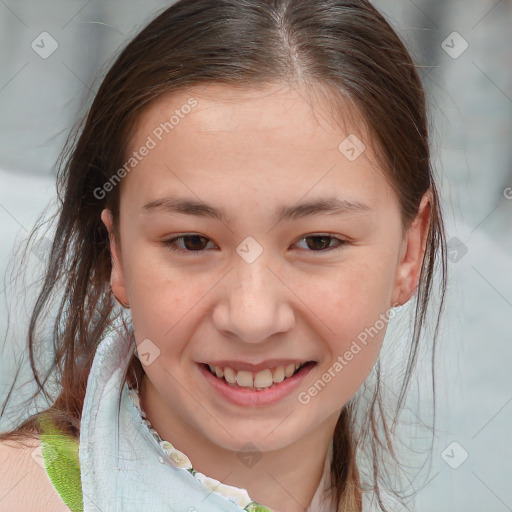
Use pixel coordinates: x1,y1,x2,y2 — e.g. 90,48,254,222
390,191,431,307
101,209,129,306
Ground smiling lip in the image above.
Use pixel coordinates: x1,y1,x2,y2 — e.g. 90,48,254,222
198,361,316,407
200,359,314,372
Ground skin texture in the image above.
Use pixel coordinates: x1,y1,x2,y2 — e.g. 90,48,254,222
0,438,71,511
101,82,430,512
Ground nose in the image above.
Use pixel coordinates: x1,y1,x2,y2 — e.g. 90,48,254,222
212,256,295,344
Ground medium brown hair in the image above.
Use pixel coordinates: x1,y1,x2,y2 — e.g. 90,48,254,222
1,1,447,510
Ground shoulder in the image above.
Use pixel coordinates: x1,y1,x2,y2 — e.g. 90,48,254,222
0,436,71,512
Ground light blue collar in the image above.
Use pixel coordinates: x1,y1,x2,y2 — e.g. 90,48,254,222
79,324,388,511
79,327,251,511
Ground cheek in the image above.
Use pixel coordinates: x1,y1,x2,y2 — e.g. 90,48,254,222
123,248,209,352
302,267,392,413
311,253,396,368
323,256,393,324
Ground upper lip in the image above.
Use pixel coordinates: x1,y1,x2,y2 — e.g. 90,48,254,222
201,359,315,372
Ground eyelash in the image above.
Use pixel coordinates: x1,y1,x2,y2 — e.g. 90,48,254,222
161,233,349,256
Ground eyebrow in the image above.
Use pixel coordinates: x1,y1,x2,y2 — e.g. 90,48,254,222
141,195,373,224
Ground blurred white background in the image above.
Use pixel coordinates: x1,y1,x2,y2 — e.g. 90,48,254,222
0,1,511,511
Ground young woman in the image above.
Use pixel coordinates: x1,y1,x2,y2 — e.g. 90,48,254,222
0,1,447,511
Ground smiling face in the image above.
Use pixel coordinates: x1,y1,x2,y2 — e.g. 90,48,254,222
102,82,429,453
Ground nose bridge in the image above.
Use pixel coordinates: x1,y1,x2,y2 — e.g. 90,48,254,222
213,248,295,343
236,254,273,304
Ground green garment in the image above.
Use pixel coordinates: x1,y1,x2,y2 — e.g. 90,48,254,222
38,413,84,512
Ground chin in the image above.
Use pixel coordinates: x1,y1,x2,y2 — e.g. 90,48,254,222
201,422,305,453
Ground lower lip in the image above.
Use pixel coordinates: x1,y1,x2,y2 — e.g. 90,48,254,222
198,362,316,407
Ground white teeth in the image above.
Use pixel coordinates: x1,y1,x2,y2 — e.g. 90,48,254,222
236,370,253,387
207,362,309,390
284,363,296,378
254,369,273,389
272,366,285,383
223,367,236,385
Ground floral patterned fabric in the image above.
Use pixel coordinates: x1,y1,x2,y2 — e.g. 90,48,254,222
127,383,273,512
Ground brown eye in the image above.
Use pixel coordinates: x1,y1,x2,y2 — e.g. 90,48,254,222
296,235,348,252
161,233,348,256
162,235,215,255
180,235,209,251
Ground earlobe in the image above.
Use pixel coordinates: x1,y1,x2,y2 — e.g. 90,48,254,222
390,192,431,307
100,209,129,307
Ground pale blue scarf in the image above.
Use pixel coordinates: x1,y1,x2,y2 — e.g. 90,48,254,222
78,323,400,511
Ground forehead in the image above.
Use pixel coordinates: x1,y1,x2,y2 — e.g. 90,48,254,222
121,82,396,214
131,81,363,149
